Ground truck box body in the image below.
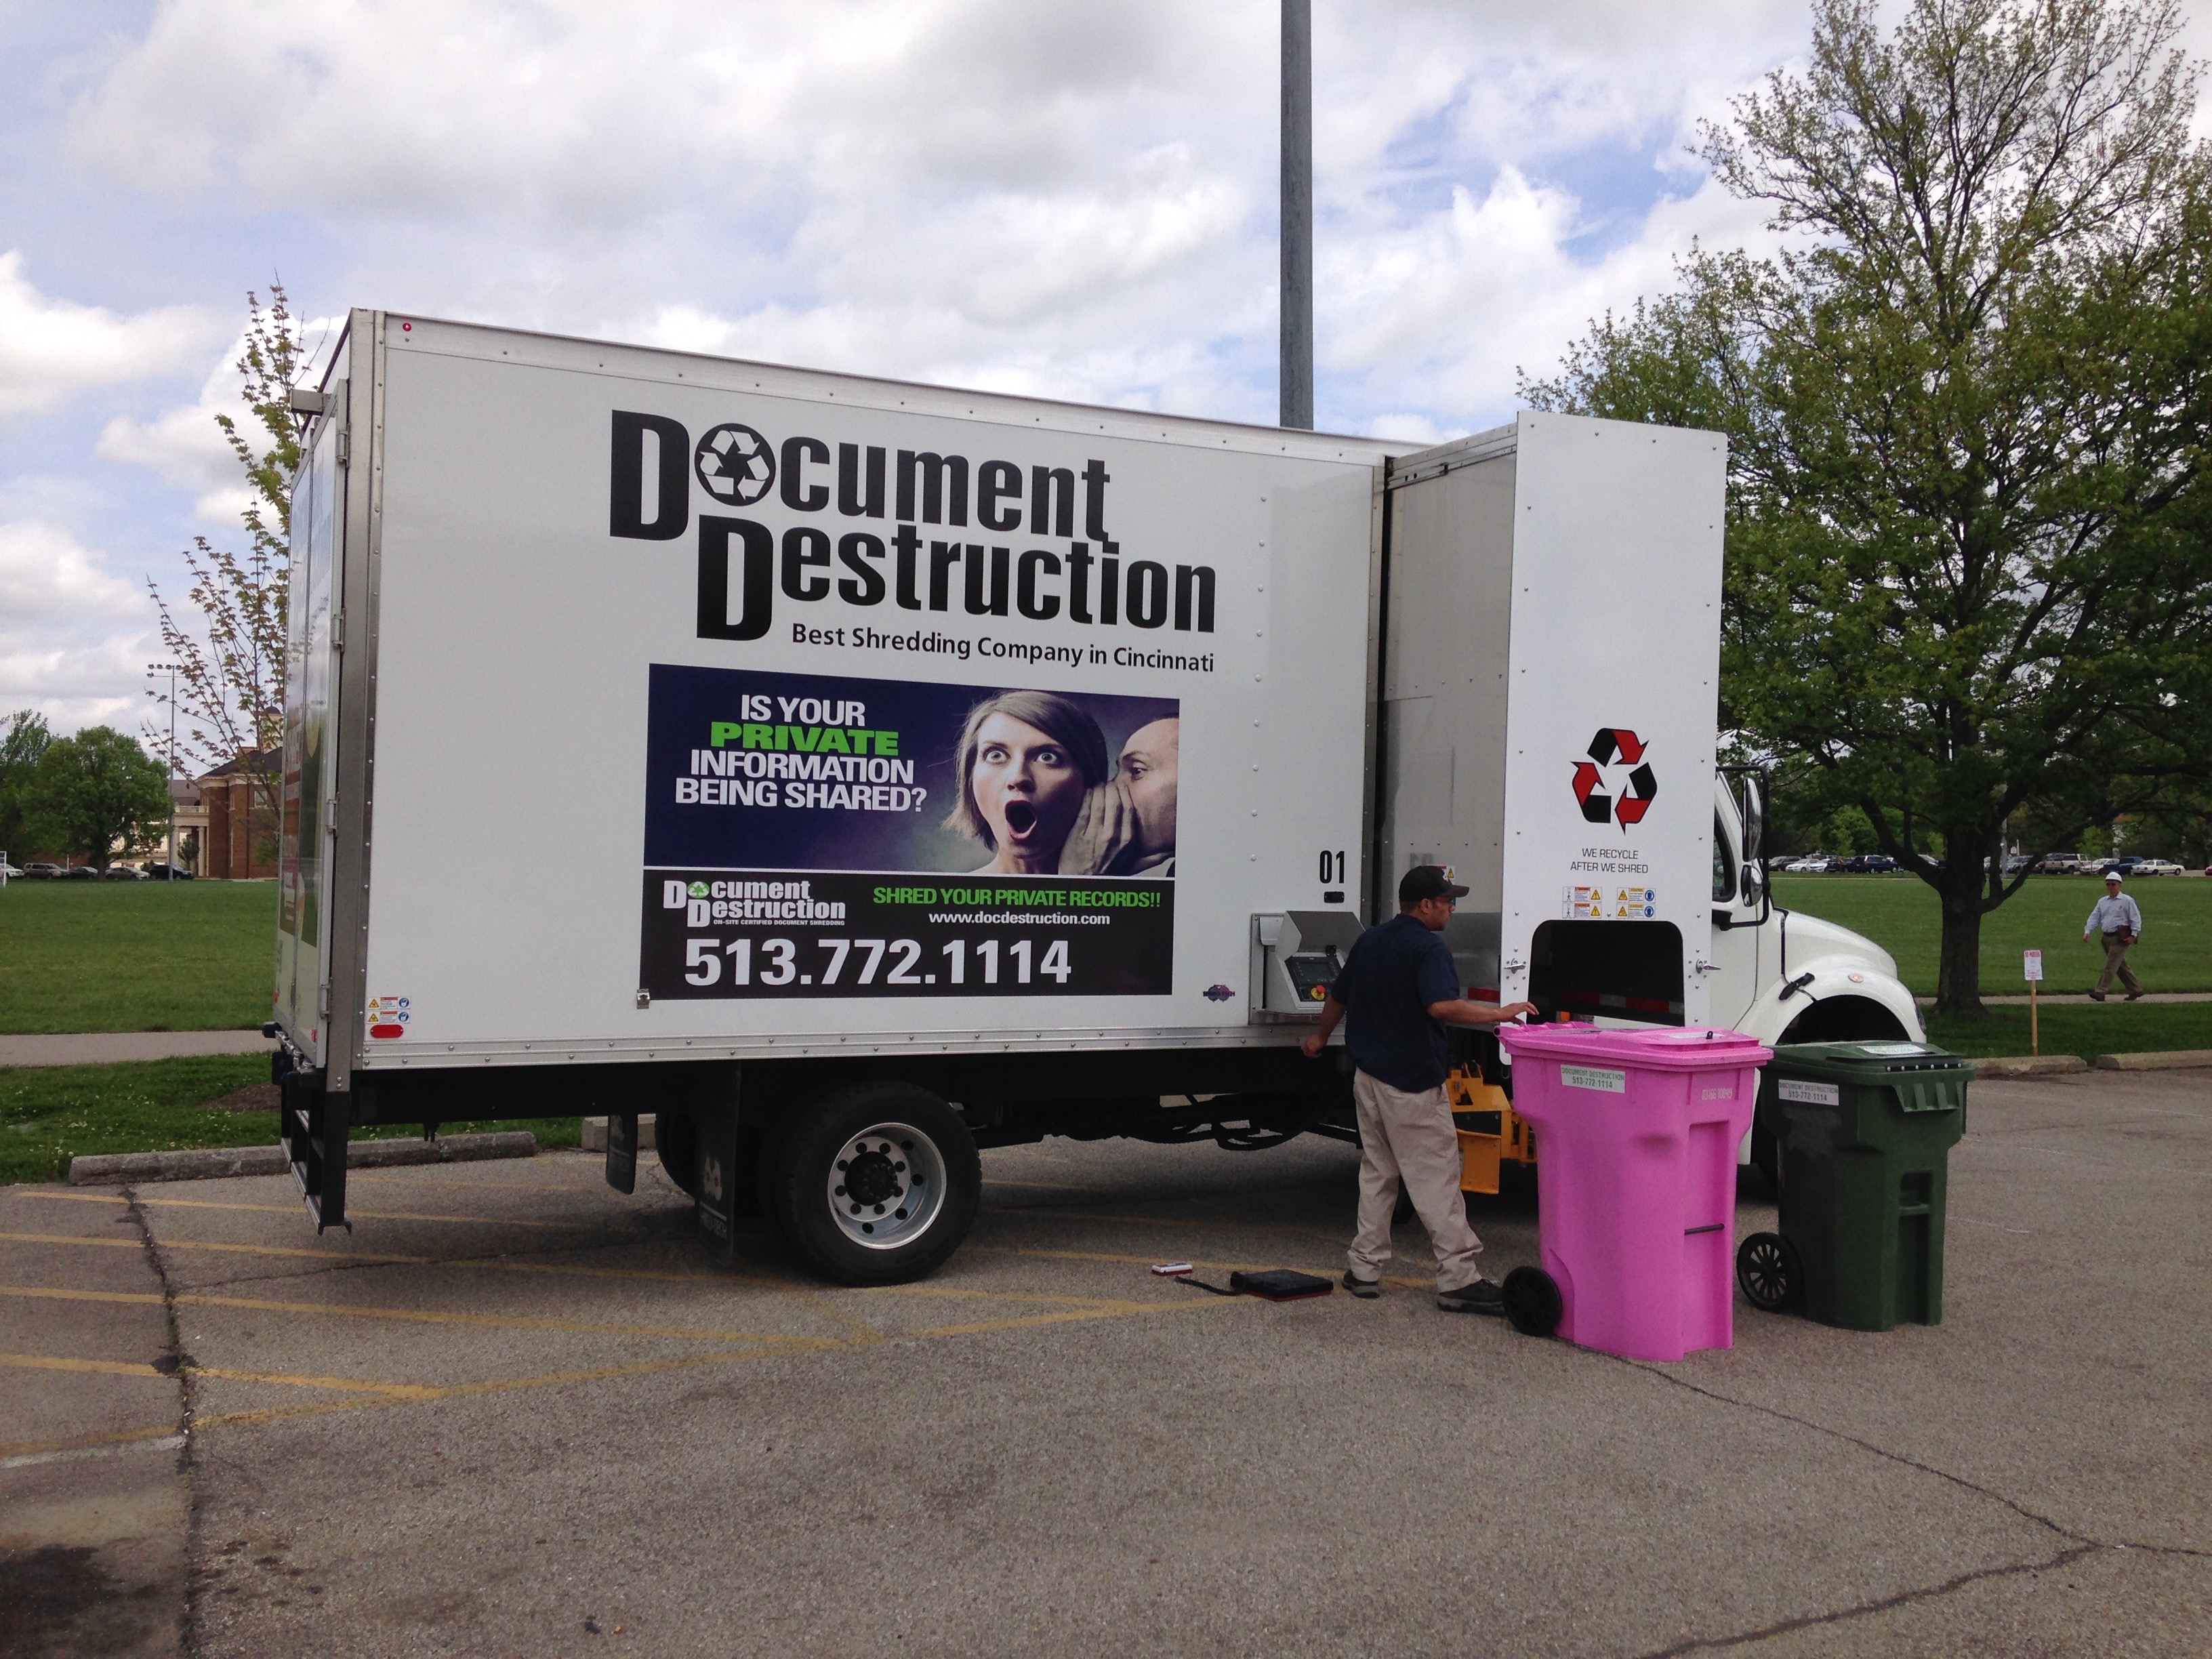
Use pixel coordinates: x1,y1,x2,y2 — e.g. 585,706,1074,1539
272,311,1892,1265
278,312,1397,1080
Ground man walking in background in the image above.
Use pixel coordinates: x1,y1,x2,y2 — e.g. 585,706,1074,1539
1302,866,1535,1311
2085,871,2146,1002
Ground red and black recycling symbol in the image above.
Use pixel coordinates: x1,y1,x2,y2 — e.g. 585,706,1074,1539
1571,729,1656,827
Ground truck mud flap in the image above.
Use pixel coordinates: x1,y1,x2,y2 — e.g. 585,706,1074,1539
278,1064,351,1232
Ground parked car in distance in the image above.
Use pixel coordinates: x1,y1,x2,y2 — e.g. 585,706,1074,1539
62,864,102,880
138,862,194,880
2099,857,2142,877
2033,853,2083,874
2131,859,2185,876
1833,854,1900,874
0,861,20,878
102,863,149,880
1784,855,1832,872
20,862,64,879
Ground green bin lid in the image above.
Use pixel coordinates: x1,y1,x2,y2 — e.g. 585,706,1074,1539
1767,1040,1971,1081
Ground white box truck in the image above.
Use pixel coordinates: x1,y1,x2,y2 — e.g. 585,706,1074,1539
268,311,1921,1281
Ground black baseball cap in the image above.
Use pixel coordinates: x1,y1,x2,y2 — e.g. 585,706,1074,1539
1399,865,1469,905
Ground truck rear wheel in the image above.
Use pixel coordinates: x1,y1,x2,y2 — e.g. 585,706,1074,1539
770,1082,980,1286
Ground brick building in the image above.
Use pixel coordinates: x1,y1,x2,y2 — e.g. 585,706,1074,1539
197,751,279,879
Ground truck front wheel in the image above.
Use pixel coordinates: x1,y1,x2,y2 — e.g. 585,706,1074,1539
770,1082,980,1286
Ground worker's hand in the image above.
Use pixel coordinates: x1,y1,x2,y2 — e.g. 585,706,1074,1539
1500,1000,1538,1023
1058,779,1139,876
1300,1031,1326,1059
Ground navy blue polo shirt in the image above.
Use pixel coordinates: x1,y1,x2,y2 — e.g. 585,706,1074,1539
1332,912,1462,1092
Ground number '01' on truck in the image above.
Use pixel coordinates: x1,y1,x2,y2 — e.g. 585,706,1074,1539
268,311,1919,1281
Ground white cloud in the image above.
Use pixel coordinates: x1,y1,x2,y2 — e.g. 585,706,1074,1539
96,315,344,525
53,1,1811,439
0,520,161,734
0,251,224,419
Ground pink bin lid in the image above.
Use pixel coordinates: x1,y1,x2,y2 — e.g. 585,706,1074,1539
1499,1022,1772,1071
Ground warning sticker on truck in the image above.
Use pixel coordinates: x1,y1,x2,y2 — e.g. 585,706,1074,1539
638,663,1178,998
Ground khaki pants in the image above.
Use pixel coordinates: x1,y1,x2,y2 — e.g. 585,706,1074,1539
1348,1070,1484,1293
2097,933,2142,996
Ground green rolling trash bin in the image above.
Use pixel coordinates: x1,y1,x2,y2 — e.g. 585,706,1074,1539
1736,1041,1969,1330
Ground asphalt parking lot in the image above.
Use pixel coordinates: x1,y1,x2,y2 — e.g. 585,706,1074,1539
3,1069,2207,1658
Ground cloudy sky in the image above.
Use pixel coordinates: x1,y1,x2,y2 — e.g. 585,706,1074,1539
4,0,2207,741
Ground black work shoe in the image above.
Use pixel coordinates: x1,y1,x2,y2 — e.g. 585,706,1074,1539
1341,1271,1380,1299
2125,991,2144,1002
1437,1278,1505,1315
2089,991,2106,1002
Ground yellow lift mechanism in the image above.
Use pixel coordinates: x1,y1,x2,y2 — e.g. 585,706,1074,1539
1449,1065,1536,1195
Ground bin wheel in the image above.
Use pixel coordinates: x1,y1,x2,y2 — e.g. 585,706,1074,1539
1501,1266,1562,1338
1736,1231,1802,1312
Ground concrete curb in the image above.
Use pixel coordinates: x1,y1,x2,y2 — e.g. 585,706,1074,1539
1970,1054,2090,1078
2093,1049,2212,1072
579,1114,657,1153
68,1130,538,1187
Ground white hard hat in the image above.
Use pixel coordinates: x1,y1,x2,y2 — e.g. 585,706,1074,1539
2105,869,2123,882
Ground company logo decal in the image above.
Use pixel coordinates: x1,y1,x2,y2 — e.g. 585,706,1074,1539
694,422,776,505
1571,729,1657,828
611,410,1219,649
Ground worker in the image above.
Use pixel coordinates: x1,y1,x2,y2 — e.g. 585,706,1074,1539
2084,870,2146,1002
1302,865,1536,1311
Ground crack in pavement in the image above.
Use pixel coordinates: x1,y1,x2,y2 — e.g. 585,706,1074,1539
1607,1354,2209,1655
121,1183,204,1658
1631,1541,2103,1656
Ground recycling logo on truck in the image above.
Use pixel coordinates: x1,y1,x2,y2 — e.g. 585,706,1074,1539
694,422,776,505
1571,729,1656,827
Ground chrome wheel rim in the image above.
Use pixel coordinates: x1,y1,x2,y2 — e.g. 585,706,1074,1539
825,1122,946,1250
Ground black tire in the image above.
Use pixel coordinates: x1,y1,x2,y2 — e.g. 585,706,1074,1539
1502,1266,1563,1338
770,1082,980,1286
657,1108,699,1199
1736,1231,1802,1312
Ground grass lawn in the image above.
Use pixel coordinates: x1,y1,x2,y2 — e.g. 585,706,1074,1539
1922,1002,2212,1065
1,880,278,1033
0,1053,582,1186
1773,873,2212,996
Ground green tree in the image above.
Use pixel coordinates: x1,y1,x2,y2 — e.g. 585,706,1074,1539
1524,0,2212,1013
145,282,314,821
27,727,172,870
1,708,55,859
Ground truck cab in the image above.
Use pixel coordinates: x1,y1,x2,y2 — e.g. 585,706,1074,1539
1706,771,1921,1051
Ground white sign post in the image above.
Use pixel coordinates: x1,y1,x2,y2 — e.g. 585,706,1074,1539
2024,949,2044,1055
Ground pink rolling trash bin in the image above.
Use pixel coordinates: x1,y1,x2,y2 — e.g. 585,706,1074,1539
1496,1023,1772,1361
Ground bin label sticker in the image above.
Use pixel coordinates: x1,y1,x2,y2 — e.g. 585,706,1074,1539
1560,1065,1626,1093
1856,1042,1935,1058
1777,1079,1841,1105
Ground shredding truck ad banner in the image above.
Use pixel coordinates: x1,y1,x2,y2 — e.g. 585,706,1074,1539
638,663,1177,1000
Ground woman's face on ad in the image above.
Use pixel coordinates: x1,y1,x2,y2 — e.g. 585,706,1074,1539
971,712,1086,859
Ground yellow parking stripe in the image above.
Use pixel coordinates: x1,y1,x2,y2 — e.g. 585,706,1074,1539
1,1229,1212,1305
0,1351,168,1379
0,1422,188,1462
18,1190,602,1230
0,1285,821,1346
1,1286,1242,1459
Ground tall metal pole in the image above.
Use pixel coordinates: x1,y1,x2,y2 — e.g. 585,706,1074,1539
1279,0,1313,430
149,661,179,879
